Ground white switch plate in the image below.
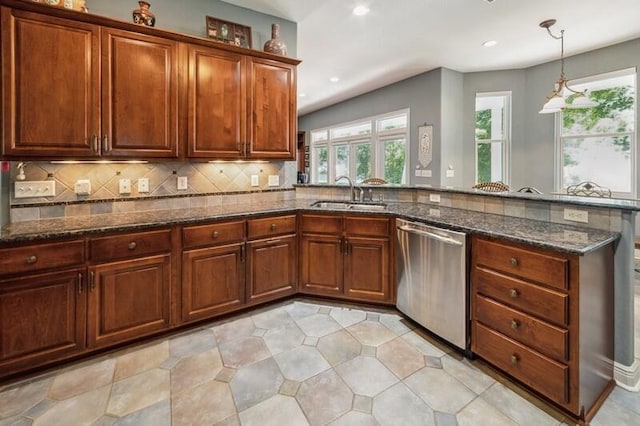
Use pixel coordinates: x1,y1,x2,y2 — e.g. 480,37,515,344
14,181,56,198
177,176,188,190
251,175,259,187
119,179,131,194
429,194,441,203
446,169,455,178
414,169,421,177
268,175,279,186
422,170,432,177
138,178,149,193
563,208,589,223
74,179,91,195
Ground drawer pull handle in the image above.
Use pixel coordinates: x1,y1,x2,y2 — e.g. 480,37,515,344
128,241,137,250
510,354,519,365
26,255,37,264
212,231,219,239
270,224,277,231
509,257,518,266
511,320,519,330
509,289,519,298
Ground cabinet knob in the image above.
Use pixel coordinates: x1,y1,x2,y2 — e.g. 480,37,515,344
509,257,518,266
510,354,519,365
270,223,277,231
511,319,519,330
509,288,519,298
212,231,219,239
26,255,37,264
128,241,137,250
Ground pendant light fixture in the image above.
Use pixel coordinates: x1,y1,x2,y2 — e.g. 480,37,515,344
538,19,597,114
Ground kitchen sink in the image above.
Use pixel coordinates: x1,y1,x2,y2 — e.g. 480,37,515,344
310,201,387,211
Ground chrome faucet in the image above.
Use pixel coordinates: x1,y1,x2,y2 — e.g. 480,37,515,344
335,175,358,201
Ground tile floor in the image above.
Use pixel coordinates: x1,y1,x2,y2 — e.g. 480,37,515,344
0,299,639,426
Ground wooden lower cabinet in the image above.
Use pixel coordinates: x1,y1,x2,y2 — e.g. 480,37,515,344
247,234,297,304
88,254,171,348
299,233,344,296
0,268,86,376
344,236,389,302
181,243,245,323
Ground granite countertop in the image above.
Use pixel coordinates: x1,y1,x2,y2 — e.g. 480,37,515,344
0,200,620,255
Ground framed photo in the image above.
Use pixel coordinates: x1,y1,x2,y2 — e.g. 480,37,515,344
206,16,252,48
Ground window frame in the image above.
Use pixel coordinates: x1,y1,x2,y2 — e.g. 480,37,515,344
554,67,637,198
474,91,512,185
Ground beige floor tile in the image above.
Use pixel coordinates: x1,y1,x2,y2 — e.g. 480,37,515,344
285,301,320,320
335,356,398,397
297,369,353,425
171,349,223,396
230,357,284,411
404,367,476,413
34,384,110,426
378,313,415,336
401,331,448,357
377,337,426,379
212,317,255,346
480,382,558,426
295,313,342,337
239,394,309,426
347,321,397,347
372,382,434,426
263,322,306,356
219,336,271,368
274,346,331,382
251,307,294,330
329,411,379,426
456,397,518,426
317,330,362,366
169,329,217,359
0,378,52,418
107,368,170,417
441,355,495,394
114,341,169,381
48,359,115,401
172,380,236,426
330,307,367,328
114,400,170,426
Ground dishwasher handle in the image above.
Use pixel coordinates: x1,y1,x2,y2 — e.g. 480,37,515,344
398,225,463,246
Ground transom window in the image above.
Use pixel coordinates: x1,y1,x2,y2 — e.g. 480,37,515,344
474,92,511,185
556,68,636,197
310,110,409,184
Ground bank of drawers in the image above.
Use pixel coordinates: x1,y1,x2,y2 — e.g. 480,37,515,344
472,236,571,404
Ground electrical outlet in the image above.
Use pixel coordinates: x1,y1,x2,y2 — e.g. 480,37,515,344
177,176,188,191
429,194,441,203
415,169,421,177
119,179,131,194
446,169,455,178
138,178,149,193
268,175,279,186
74,179,91,195
422,170,432,177
563,208,589,223
14,181,56,198
251,175,259,187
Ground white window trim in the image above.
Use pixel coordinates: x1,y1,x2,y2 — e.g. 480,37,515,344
474,91,511,185
554,67,637,198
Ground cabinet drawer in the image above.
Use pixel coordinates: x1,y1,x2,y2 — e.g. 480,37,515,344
473,322,569,404
90,229,172,262
248,215,296,239
475,295,568,362
182,221,245,249
0,240,85,276
475,267,568,326
301,214,342,234
474,238,568,290
345,216,390,237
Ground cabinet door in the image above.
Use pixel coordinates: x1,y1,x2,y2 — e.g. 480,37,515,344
182,243,245,323
247,234,296,304
0,268,86,377
299,234,343,296
344,236,390,302
101,28,178,157
187,45,245,158
88,254,171,348
246,58,296,159
1,8,99,157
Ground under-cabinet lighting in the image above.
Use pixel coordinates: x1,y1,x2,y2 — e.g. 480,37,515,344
207,160,269,164
482,40,497,47
50,160,149,164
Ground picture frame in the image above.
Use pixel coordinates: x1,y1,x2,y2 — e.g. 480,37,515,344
206,16,252,48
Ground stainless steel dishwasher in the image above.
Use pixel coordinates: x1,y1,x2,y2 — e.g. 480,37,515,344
396,219,468,351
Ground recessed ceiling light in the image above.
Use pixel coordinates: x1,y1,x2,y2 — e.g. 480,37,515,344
299,93,307,97
484,0,496,3
482,40,498,47
353,5,370,16
329,76,340,83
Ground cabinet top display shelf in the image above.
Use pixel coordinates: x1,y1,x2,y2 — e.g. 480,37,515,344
1,0,301,65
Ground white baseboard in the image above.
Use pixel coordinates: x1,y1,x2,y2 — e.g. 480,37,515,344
614,359,640,392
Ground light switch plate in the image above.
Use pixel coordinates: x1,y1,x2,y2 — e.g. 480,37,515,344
268,175,279,186
422,170,432,177
446,169,455,178
74,179,91,195
177,176,188,191
119,179,131,194
415,169,421,177
429,194,441,203
14,181,56,198
138,178,149,193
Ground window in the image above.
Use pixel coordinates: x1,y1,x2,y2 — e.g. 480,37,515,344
310,110,409,184
557,68,636,197
475,92,511,184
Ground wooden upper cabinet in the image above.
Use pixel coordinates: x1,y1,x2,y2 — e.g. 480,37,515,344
186,45,245,158
1,8,100,157
247,58,296,160
101,28,178,157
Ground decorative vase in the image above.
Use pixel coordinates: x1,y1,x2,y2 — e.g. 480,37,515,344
132,1,155,27
263,24,287,56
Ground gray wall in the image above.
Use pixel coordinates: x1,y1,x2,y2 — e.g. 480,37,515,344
441,68,465,188
89,0,297,57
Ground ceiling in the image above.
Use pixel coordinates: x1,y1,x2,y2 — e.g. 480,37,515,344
223,0,640,115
